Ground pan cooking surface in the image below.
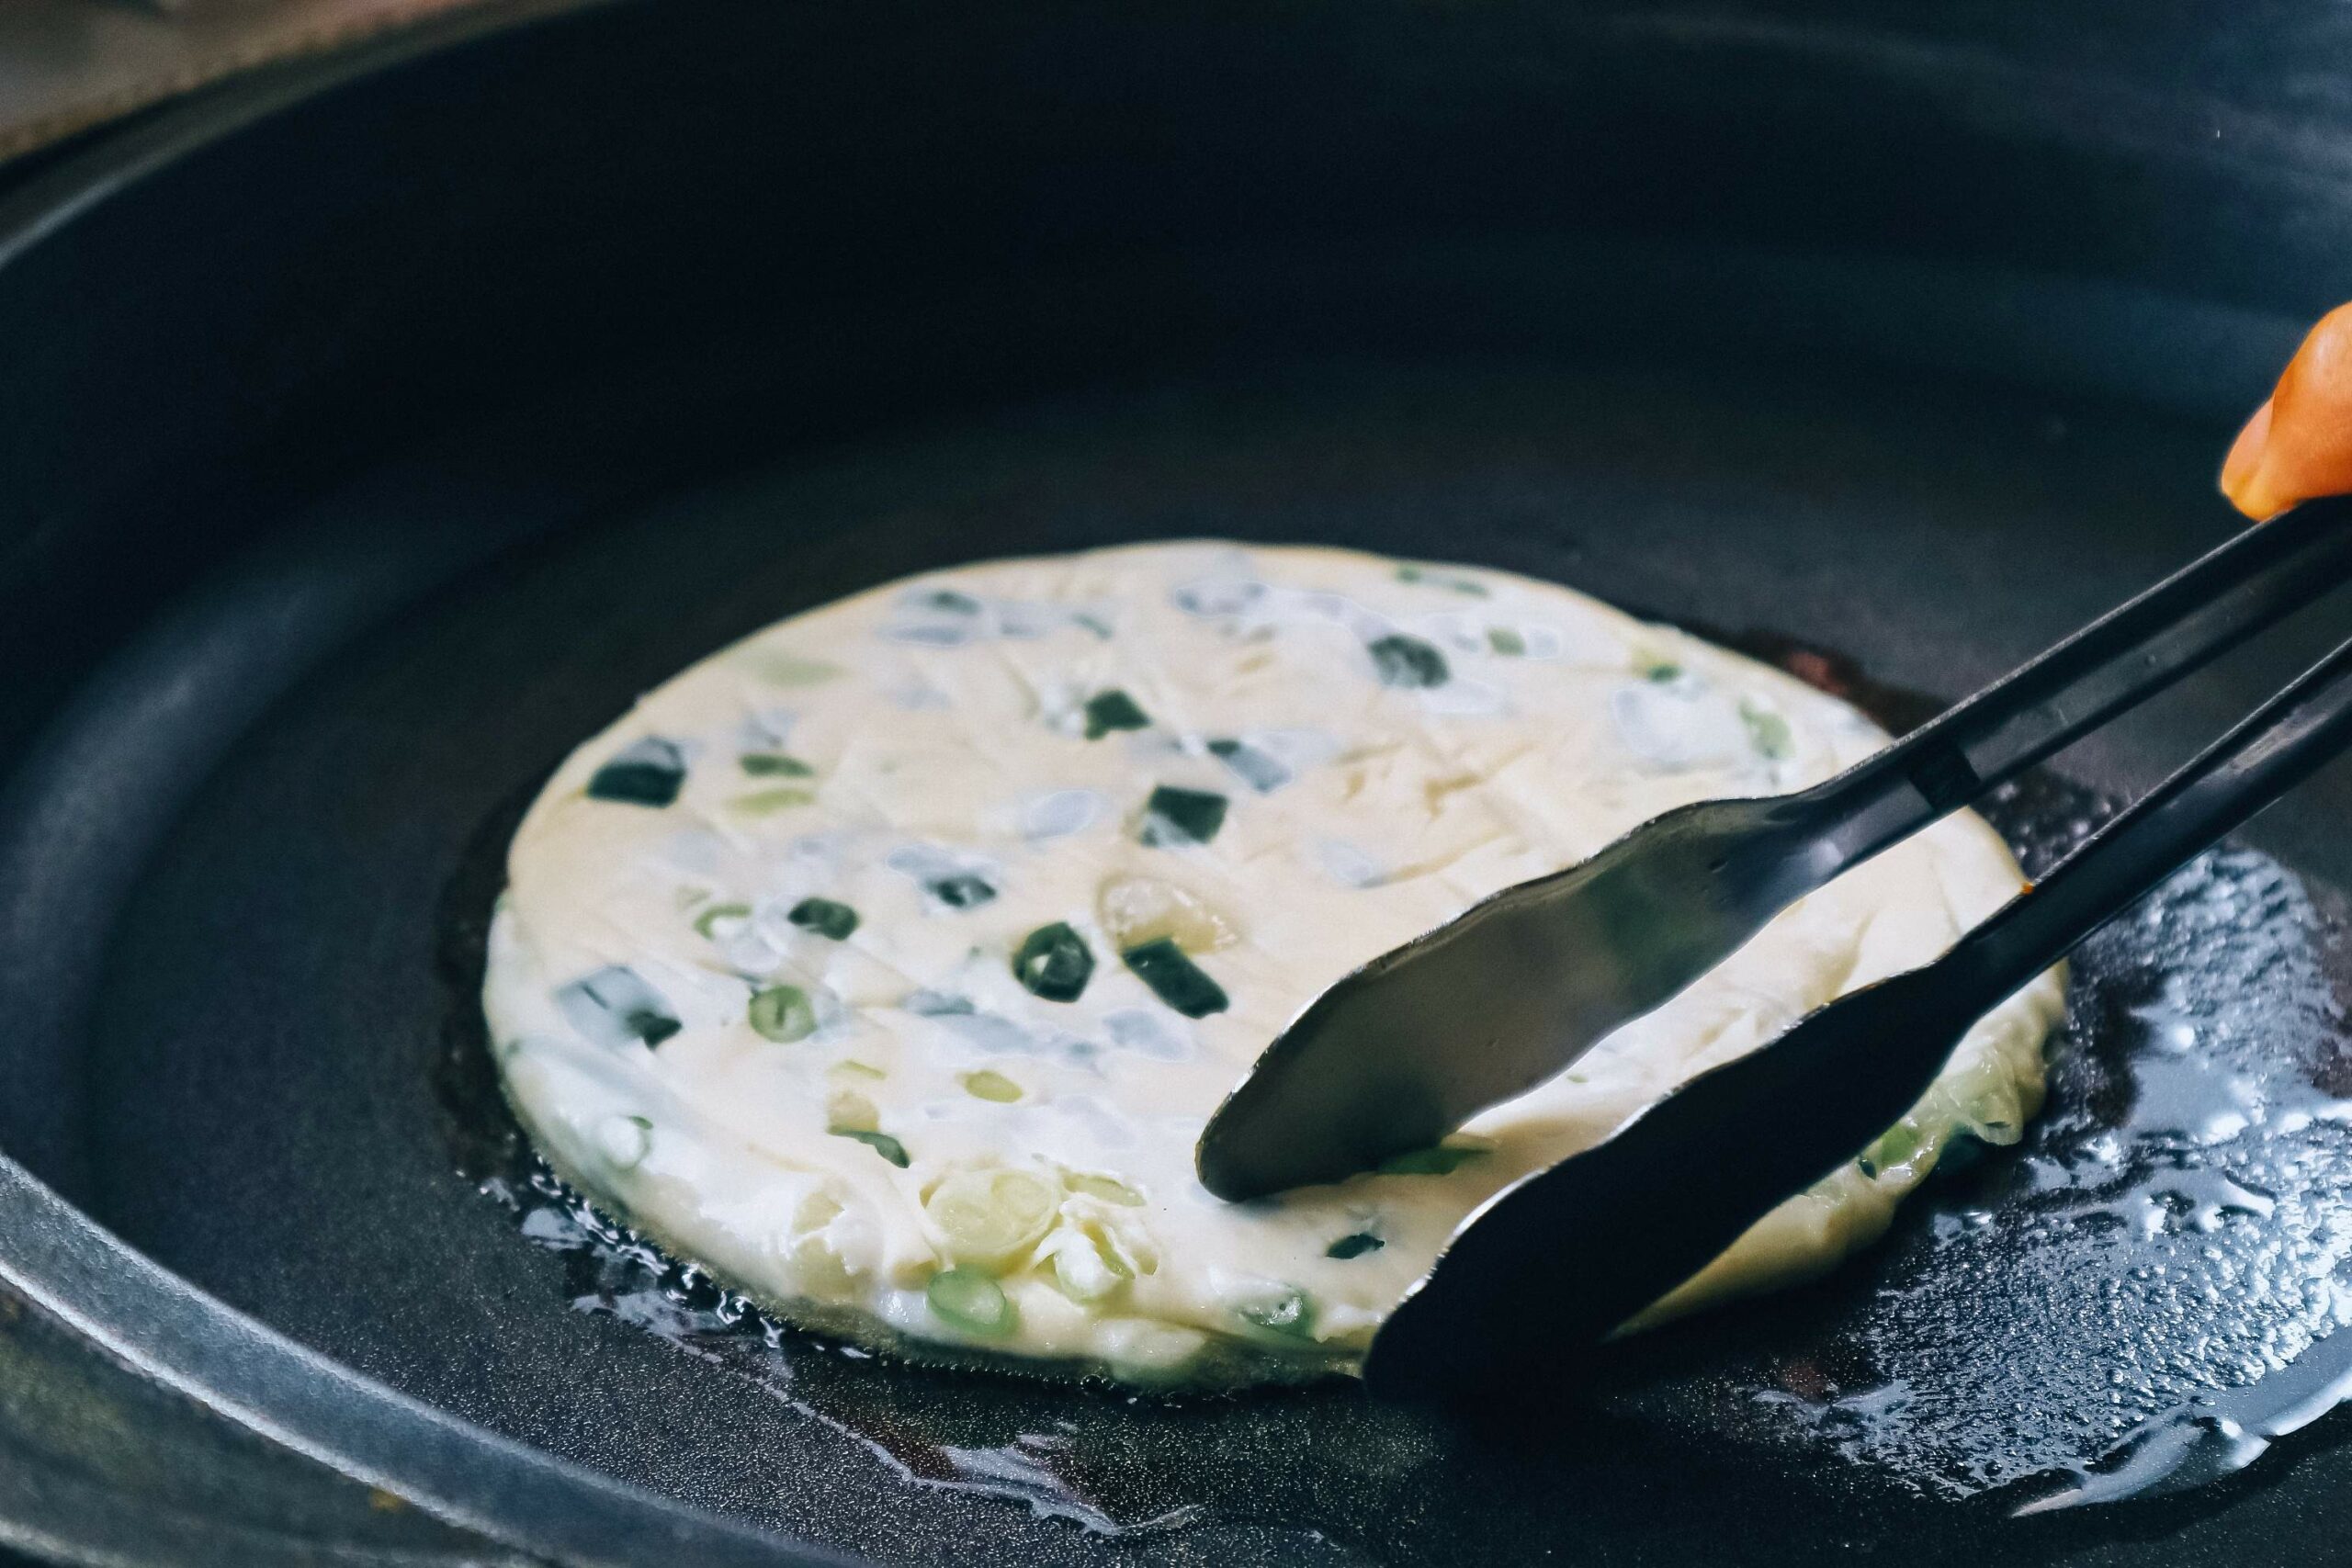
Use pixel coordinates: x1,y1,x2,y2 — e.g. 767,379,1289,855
58,358,2352,1565
450,765,2352,1526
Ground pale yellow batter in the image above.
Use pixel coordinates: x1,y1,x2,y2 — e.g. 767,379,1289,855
485,542,2061,1385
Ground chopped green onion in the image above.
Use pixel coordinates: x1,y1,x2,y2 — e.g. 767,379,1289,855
1367,634,1450,689
594,1113,653,1171
693,901,752,939
737,648,843,686
1377,1142,1487,1177
1206,739,1290,793
922,588,983,615
740,752,816,777
1046,1228,1131,1303
926,1267,1014,1335
1012,921,1095,1002
1097,874,1236,954
1487,626,1526,657
1139,785,1227,847
1640,658,1683,683
748,985,818,1043
928,874,997,909
1066,1172,1143,1205
1326,1232,1384,1259
1082,689,1151,739
903,990,974,1017
586,739,686,807
826,1089,879,1133
787,897,859,941
1237,1289,1316,1338
832,1060,887,1080
832,1127,910,1168
960,1068,1023,1102
1396,564,1489,596
1739,699,1795,761
733,786,816,814
555,965,681,1048
925,1168,1057,1265
1859,1122,1921,1179
1121,938,1228,1017
1962,1080,2022,1140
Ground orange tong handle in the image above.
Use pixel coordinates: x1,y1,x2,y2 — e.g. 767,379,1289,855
2225,302,2352,520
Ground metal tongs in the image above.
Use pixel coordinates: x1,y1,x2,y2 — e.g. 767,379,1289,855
1193,499,2352,1404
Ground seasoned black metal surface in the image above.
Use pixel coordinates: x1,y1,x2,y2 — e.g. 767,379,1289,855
11,0,2352,1562
447,764,2352,1528
46,361,2352,1565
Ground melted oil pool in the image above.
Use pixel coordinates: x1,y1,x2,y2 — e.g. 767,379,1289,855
1724,799,2352,1511
442,637,2352,1552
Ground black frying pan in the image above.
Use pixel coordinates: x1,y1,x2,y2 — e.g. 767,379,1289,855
6,2,2352,1563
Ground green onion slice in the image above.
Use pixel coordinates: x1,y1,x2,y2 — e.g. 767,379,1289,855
733,786,816,815
1012,921,1096,1002
1396,563,1489,596
787,897,859,941
586,738,686,807
1206,739,1290,793
1237,1289,1316,1338
1139,785,1227,847
928,874,998,909
1066,1172,1143,1205
960,1069,1023,1102
1121,939,1228,1018
1046,1229,1131,1303
748,984,818,1042
925,1168,1057,1266
740,752,816,777
1858,1121,1921,1179
1082,689,1151,739
926,1267,1015,1336
1739,698,1795,761
555,965,681,1048
1367,634,1450,689
832,1127,910,1168
693,902,752,940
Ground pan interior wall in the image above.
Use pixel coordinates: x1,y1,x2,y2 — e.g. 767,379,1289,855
7,2,2352,1562
53,338,2352,1565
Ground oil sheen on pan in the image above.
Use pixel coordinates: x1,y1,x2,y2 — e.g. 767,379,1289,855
481,541,2059,1387
442,625,2352,1544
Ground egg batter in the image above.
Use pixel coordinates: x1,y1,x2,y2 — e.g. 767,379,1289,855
485,542,2062,1385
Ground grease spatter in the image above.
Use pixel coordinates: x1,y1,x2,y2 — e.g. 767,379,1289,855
442,629,2352,1540
1752,1380,1917,1468
1717,812,2352,1508
484,1163,1213,1540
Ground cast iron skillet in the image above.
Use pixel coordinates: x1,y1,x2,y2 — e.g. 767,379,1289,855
6,1,2352,1563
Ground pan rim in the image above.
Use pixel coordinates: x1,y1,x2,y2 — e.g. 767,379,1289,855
0,4,877,1562
0,0,605,272
0,2,2340,1562
0,1155,854,1566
